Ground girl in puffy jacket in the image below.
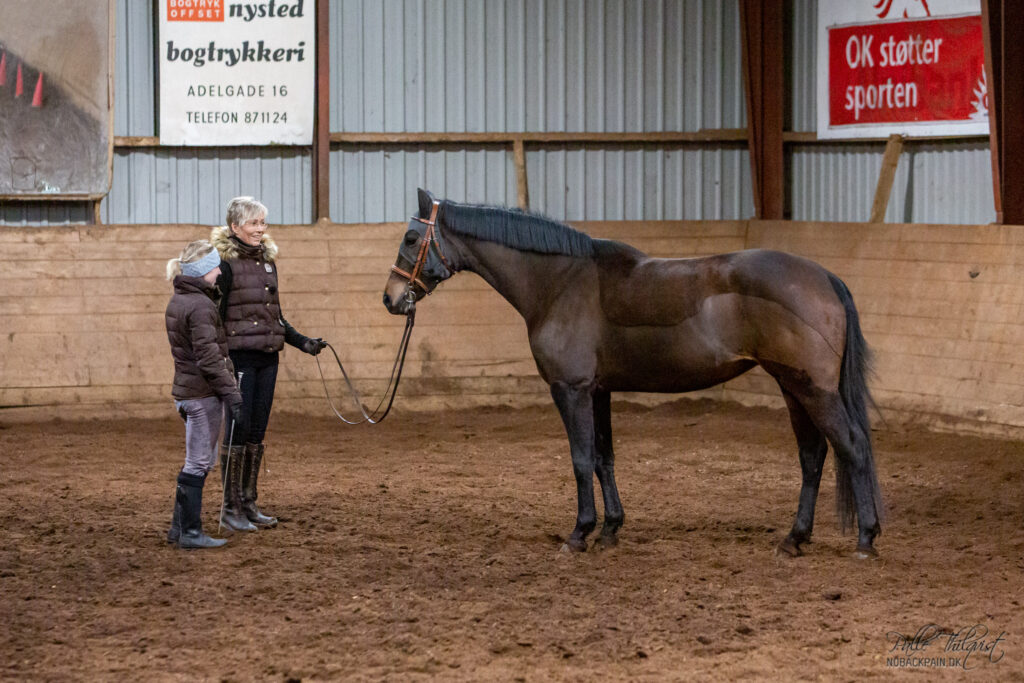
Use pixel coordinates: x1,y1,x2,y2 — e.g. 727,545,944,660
164,240,243,549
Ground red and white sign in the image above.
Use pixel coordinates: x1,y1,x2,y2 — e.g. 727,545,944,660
817,0,988,139
158,0,313,145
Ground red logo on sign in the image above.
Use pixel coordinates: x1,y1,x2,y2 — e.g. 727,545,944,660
167,0,224,22
874,0,932,19
829,14,985,126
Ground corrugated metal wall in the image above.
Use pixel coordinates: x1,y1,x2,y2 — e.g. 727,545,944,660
99,0,313,225
103,149,313,224
0,0,998,225
789,140,994,224
0,201,91,225
786,0,995,224
329,0,753,222
0,0,314,225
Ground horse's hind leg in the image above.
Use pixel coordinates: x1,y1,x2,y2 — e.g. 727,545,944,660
802,393,882,559
593,388,624,548
551,381,598,552
777,389,828,557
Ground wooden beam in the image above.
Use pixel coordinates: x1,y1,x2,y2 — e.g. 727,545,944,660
869,134,904,223
981,0,1024,225
981,0,1001,222
112,131,991,149
740,0,785,219
513,139,529,209
981,0,1003,222
311,0,331,221
114,136,161,147
328,130,748,145
782,131,988,144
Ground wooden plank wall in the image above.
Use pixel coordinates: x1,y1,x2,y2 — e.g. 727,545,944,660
734,220,1024,438
1,219,1021,438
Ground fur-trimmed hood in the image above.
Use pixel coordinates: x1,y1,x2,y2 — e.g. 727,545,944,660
210,225,279,262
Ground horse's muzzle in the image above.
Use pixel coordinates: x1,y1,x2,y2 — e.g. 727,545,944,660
382,291,415,315
383,270,413,315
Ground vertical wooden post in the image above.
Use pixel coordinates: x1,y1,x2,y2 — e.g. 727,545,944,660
312,0,330,222
982,0,1024,224
740,0,785,220
869,134,904,223
91,200,102,225
513,138,529,209
980,0,1002,222
995,0,1024,225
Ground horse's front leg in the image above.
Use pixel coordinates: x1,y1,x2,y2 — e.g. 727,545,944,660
593,388,624,548
551,381,597,552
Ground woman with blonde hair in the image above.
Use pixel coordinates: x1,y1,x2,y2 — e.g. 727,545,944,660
164,240,242,549
212,196,326,532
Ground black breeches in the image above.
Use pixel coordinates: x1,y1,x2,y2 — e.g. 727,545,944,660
224,361,278,446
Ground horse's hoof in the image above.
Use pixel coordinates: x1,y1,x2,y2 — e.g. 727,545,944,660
852,546,879,560
776,537,803,557
560,538,587,553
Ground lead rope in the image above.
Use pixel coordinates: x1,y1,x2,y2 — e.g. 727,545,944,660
314,310,416,424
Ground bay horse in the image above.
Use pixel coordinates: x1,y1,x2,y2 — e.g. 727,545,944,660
383,189,884,559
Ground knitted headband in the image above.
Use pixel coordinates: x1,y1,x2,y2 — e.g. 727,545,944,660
181,249,221,278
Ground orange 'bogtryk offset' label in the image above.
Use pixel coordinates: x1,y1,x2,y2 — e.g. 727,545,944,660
167,0,224,22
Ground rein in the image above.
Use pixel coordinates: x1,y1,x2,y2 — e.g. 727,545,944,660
314,201,445,425
314,311,415,424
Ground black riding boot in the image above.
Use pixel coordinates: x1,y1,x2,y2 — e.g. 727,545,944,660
176,471,227,549
242,443,278,528
166,486,181,544
220,445,257,532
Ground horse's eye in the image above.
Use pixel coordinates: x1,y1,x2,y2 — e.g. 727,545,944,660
404,232,419,247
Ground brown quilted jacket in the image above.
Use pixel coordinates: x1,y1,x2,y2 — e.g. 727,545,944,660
210,225,311,353
164,275,241,401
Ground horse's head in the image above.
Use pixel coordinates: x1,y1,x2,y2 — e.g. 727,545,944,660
383,189,454,315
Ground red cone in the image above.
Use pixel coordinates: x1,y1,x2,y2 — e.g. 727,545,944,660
0,52,7,86
31,72,43,107
15,62,23,97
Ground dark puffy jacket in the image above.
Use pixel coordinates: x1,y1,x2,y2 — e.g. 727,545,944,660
165,275,241,401
210,226,313,353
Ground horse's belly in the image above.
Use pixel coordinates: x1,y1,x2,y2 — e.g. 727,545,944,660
599,358,756,393
596,324,754,393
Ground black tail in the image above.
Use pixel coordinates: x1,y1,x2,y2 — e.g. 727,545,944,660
828,274,884,534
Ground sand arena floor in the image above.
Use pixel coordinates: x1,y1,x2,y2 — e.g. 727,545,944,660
2,399,1023,681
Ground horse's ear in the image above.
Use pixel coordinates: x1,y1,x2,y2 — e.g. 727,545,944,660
417,188,435,217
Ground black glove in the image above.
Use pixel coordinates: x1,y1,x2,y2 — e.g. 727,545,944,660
177,405,188,422
226,392,243,423
302,337,328,356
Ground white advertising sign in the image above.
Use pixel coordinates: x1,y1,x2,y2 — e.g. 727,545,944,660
817,0,988,139
158,0,314,145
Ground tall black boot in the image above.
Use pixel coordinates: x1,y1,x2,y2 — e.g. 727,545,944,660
176,471,227,549
166,483,181,544
220,445,257,532
242,443,278,528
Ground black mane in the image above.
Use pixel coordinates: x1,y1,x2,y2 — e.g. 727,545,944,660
439,201,595,258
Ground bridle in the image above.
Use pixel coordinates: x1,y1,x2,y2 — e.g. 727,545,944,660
389,199,451,299
313,200,450,425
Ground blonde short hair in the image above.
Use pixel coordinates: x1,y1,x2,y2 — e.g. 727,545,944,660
166,240,217,281
226,196,268,228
